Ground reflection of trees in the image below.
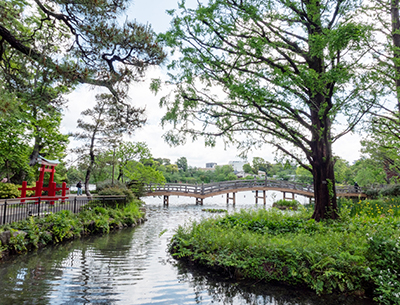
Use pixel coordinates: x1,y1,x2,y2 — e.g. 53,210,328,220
0,227,143,304
0,241,76,304
174,260,373,305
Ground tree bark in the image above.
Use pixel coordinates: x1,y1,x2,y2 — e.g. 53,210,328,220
29,133,42,166
392,0,400,113
84,133,96,197
310,92,339,221
311,148,338,221
309,95,338,221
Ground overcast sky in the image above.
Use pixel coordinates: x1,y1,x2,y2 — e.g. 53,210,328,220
60,0,363,168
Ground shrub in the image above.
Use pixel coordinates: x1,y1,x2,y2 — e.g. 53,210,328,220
0,183,20,198
0,198,145,259
98,186,135,203
272,199,299,208
168,208,400,302
379,184,400,197
96,180,126,192
365,232,400,304
127,181,146,197
365,188,379,199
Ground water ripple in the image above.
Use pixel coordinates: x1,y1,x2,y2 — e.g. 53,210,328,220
0,194,373,305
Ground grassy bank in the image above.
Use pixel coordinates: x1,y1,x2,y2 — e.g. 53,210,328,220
0,198,145,258
169,197,400,304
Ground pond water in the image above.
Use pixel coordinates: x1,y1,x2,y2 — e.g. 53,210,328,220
0,192,374,304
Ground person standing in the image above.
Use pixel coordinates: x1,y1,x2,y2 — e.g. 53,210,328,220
354,181,359,193
76,181,82,196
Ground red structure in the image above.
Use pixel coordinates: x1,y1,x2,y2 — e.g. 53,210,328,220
19,156,69,204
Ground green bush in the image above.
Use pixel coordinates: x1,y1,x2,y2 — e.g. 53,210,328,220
0,183,36,199
0,183,20,198
379,184,400,197
96,179,126,192
98,186,135,203
0,199,144,257
365,188,379,199
272,199,299,208
275,199,299,206
168,207,400,303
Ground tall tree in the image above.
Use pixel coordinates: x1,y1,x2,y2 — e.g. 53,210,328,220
1,0,166,102
362,0,400,175
74,93,145,196
0,14,70,171
252,157,272,175
157,0,375,220
115,142,152,182
0,113,32,183
176,156,188,172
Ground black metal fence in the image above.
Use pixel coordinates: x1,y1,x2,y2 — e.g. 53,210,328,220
0,195,127,226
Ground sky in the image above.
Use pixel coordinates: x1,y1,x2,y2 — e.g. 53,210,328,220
60,0,363,169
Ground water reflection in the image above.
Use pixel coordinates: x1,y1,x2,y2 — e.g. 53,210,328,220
174,260,374,305
0,193,375,304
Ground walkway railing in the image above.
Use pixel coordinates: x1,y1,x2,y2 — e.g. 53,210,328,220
0,195,127,225
144,179,363,197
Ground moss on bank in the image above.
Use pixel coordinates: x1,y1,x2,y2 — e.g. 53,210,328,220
0,199,145,259
169,200,400,304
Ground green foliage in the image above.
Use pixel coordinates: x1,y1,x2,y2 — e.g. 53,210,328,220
98,186,135,203
169,204,400,302
0,198,144,256
366,233,400,304
349,197,400,218
379,185,400,197
202,208,227,213
334,158,354,185
41,210,79,242
0,114,33,184
0,183,20,199
243,163,256,174
351,157,387,187
159,0,376,220
273,199,300,208
176,156,188,172
295,167,313,184
8,229,28,253
1,0,166,102
96,179,126,192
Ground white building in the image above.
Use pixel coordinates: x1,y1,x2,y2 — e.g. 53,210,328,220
228,160,247,172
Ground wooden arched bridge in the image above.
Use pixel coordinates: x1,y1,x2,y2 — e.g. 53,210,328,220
144,179,365,205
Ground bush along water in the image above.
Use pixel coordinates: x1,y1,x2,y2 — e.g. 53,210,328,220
169,200,400,304
0,198,145,258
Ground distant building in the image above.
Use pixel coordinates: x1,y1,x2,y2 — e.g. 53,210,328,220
228,160,247,173
206,162,217,168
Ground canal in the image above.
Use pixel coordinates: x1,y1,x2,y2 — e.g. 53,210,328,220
0,192,374,304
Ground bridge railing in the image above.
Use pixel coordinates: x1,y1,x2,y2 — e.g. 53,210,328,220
145,179,316,194
145,179,364,195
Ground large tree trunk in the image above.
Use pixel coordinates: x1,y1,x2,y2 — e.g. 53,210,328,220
311,148,338,221
392,0,400,112
309,94,339,221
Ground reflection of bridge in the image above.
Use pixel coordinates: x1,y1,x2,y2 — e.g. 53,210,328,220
144,179,365,205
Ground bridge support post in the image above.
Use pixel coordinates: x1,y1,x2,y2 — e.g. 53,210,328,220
283,192,295,200
196,198,203,205
163,195,169,206
255,190,267,205
226,192,236,205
